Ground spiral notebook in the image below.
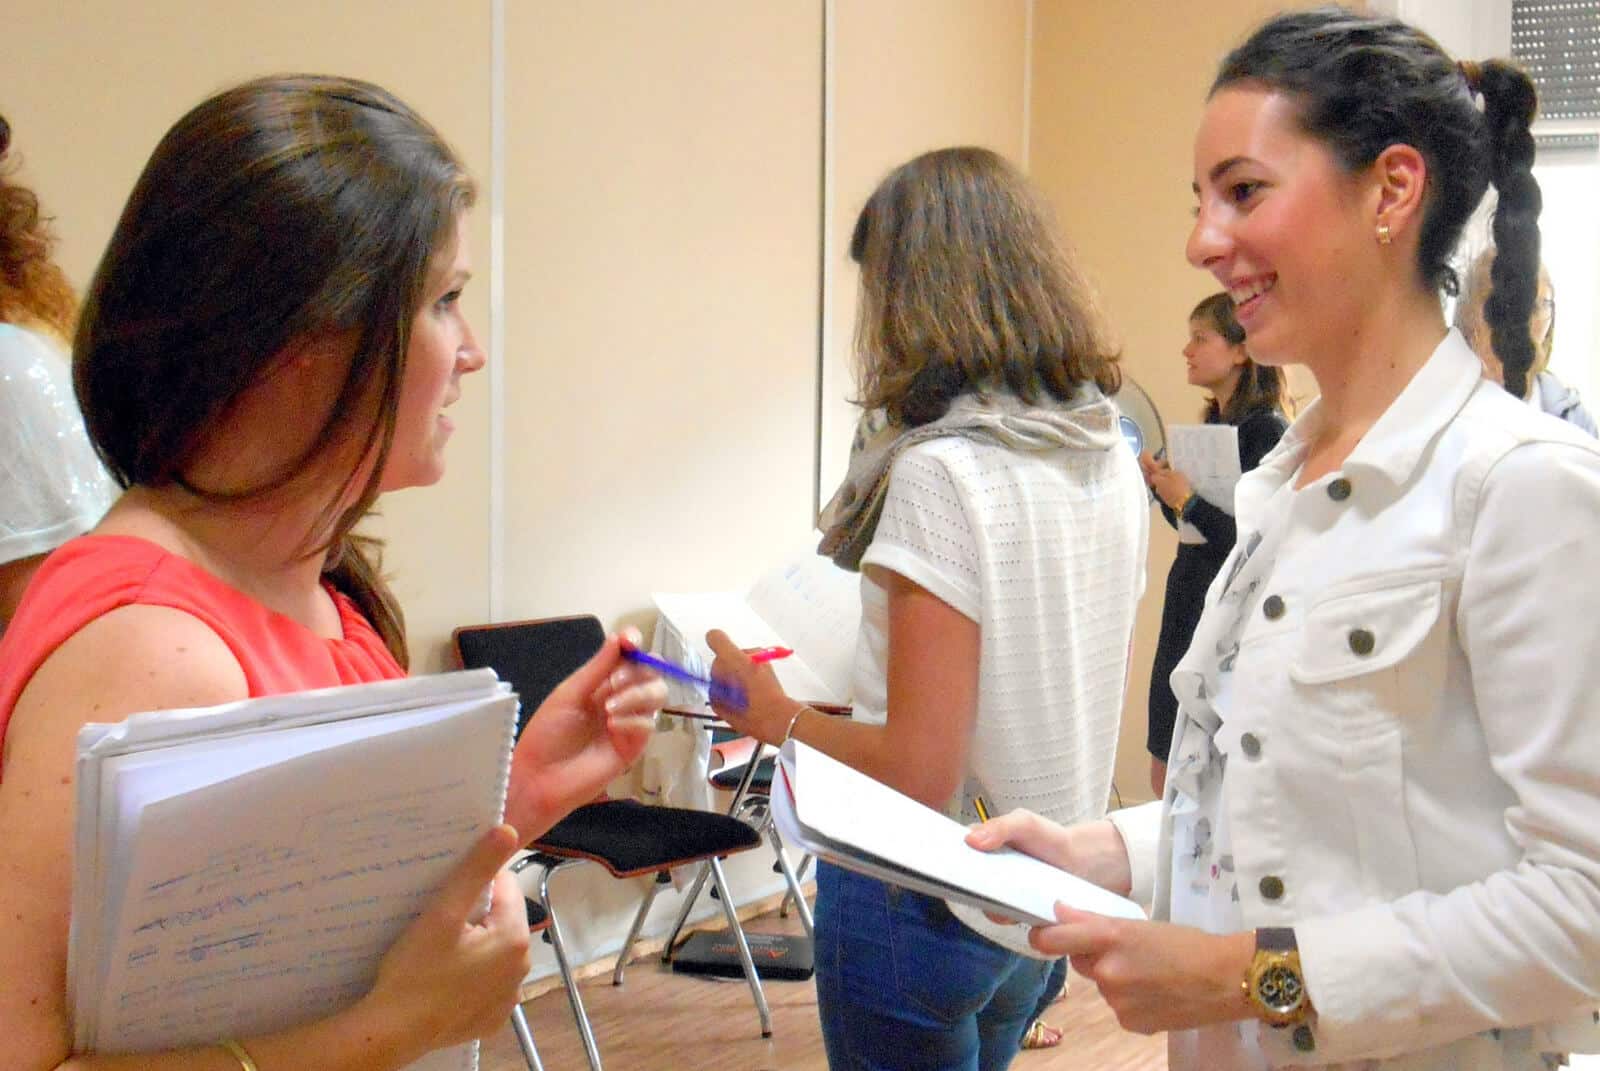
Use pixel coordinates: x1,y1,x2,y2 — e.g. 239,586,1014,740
67,670,517,1071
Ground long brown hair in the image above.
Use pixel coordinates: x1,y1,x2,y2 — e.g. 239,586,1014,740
850,147,1119,427
1190,292,1287,424
0,114,77,340
75,76,476,667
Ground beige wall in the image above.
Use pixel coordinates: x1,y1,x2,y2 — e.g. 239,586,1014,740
502,1,822,634
1028,0,1316,803
497,0,826,972
822,0,1031,499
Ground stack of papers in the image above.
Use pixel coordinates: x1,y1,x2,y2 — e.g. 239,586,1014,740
69,671,517,1070
1166,424,1242,544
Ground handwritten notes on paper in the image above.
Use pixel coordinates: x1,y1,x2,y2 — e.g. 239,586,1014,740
1166,424,1242,544
71,674,515,1070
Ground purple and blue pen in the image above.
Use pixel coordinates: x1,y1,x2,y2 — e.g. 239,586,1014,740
620,647,748,711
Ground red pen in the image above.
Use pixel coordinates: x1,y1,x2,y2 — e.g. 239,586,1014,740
748,646,793,664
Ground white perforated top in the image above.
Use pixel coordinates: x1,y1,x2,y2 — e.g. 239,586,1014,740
851,431,1147,953
853,432,1147,828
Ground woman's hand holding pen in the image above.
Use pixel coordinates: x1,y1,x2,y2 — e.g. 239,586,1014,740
1140,451,1193,511
965,813,1254,1032
504,626,666,841
705,628,807,746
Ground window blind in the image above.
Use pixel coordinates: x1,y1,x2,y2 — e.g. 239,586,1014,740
1534,131,1600,150
1512,1,1600,120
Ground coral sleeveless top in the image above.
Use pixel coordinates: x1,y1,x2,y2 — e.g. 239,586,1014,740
0,535,405,772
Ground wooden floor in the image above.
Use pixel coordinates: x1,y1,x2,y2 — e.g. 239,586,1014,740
479,907,1167,1071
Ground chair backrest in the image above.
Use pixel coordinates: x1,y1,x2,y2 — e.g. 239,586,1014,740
452,615,606,738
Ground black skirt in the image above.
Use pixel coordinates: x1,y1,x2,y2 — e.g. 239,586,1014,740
1146,540,1230,760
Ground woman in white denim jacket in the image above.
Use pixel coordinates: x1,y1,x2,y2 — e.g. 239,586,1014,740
969,8,1600,1070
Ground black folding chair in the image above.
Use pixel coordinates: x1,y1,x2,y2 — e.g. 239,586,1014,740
452,615,771,1071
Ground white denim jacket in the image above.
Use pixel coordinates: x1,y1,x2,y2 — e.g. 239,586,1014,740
1111,330,1600,1069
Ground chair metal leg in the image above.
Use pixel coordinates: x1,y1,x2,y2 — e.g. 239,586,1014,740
665,742,771,960
613,873,666,986
767,823,813,939
509,1004,546,1071
664,740,772,960
539,862,604,1071
659,860,711,962
708,857,773,1038
779,852,813,917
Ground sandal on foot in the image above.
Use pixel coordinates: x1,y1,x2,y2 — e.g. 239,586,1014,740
1021,1019,1064,1050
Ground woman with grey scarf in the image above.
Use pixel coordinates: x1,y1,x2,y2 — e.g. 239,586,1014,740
707,146,1147,1071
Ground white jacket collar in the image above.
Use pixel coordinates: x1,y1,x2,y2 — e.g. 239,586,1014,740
1236,329,1481,524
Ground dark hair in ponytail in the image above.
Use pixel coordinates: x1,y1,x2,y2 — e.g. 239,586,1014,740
1191,292,1287,424
1468,60,1542,399
1213,6,1542,397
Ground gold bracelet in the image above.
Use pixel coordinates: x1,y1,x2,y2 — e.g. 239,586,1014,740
220,1038,260,1071
781,705,810,744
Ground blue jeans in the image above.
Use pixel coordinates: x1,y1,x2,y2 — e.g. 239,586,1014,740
1029,957,1068,1023
814,861,1053,1071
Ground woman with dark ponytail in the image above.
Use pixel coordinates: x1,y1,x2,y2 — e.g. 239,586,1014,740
1141,293,1287,796
969,8,1600,1068
0,77,667,1071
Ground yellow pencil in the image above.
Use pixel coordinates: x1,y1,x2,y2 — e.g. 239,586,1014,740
973,796,991,823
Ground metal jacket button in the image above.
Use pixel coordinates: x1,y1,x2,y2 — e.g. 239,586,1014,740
1348,628,1376,656
1240,732,1261,758
1328,477,1352,502
1262,595,1285,620
1259,875,1284,900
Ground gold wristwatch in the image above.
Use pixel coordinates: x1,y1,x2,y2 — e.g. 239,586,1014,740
1244,926,1311,1026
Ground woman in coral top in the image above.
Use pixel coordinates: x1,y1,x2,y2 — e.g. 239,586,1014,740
0,77,665,1071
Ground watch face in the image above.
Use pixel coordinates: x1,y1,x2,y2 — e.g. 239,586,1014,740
1258,963,1304,1013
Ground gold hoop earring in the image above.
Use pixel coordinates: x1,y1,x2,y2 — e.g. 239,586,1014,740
1376,221,1393,246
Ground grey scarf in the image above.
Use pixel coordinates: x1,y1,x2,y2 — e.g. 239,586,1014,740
817,388,1121,571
